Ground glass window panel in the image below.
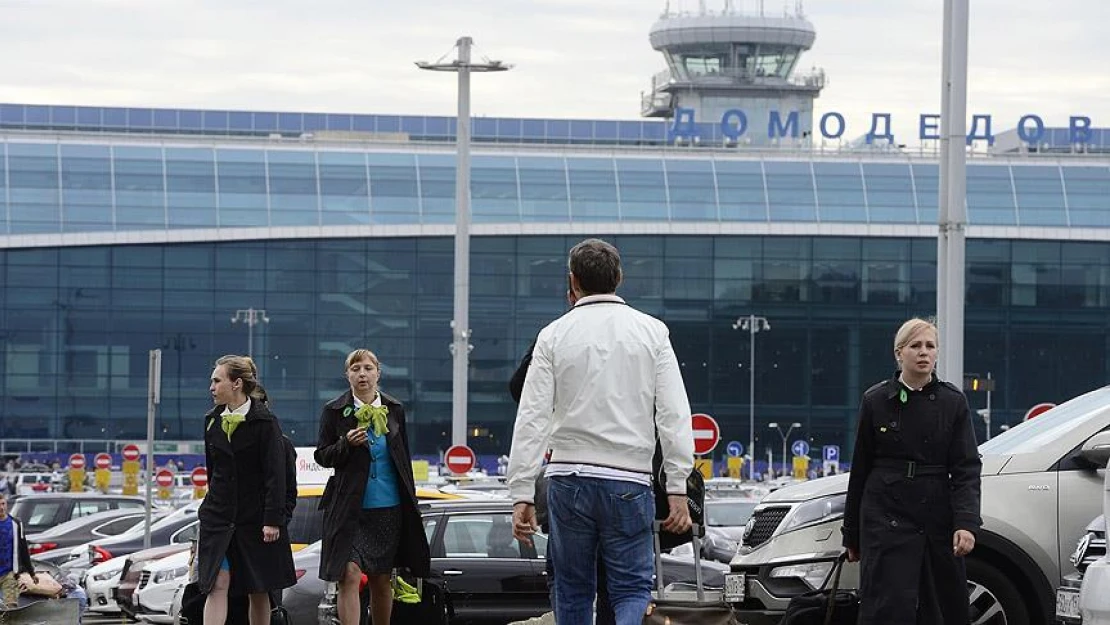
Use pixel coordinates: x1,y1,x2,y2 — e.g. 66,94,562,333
425,117,449,137
911,164,939,224
862,163,916,224
278,112,302,132
166,147,218,228
1062,166,1110,227
76,107,102,126
667,159,716,221
25,105,49,125
595,121,618,140
715,159,766,221
128,108,153,128
567,158,618,221
1,103,25,123
570,120,593,139
1011,165,1066,226
813,162,866,222
114,146,165,230
352,115,374,132
304,113,326,132
966,165,1016,226
521,119,545,140
228,111,251,131
764,161,816,221
498,118,522,139
216,149,267,227
473,118,497,138
267,150,317,227
152,109,176,129
518,156,569,222
643,122,665,142
0,144,6,233
103,108,126,127
202,110,229,131
376,116,400,133
60,144,113,232
616,158,667,221
326,114,352,132
178,110,202,130
52,107,76,125
548,120,570,139
318,151,370,225
7,143,60,234
254,112,277,131
416,154,456,224
368,152,419,224
472,155,519,223
618,121,642,140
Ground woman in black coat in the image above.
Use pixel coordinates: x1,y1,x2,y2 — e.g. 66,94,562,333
198,355,297,625
315,349,430,625
842,318,982,624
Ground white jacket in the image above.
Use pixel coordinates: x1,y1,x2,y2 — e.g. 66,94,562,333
507,294,695,504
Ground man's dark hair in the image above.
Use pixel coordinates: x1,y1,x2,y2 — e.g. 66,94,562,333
568,238,622,295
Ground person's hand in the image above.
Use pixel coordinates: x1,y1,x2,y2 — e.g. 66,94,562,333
953,529,975,556
345,427,367,447
663,495,692,534
513,503,537,546
845,547,860,563
263,525,280,543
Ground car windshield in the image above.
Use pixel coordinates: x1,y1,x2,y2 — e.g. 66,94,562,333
705,500,758,527
32,510,125,538
979,386,1110,456
115,506,189,538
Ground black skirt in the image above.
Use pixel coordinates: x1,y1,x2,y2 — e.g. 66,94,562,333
349,506,402,575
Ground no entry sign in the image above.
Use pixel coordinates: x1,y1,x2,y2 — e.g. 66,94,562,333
156,469,175,489
190,467,208,488
69,454,86,470
122,444,141,462
444,445,477,476
1024,403,1056,421
94,453,112,470
691,413,720,456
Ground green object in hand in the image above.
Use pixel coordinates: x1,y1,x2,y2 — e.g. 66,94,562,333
355,404,389,437
221,413,246,441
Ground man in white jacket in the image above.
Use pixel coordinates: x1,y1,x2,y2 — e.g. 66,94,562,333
508,238,695,625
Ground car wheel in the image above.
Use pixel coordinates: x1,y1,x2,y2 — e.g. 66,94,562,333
966,558,1029,625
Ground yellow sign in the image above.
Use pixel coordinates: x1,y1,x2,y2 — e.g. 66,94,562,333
122,460,141,496
94,469,111,493
694,458,713,480
793,456,810,480
727,456,743,479
68,469,86,492
411,460,430,483
158,487,173,500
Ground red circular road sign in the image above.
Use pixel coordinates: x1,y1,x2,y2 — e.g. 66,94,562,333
122,444,141,462
94,453,112,470
1024,403,1056,421
69,454,86,470
191,467,208,487
444,445,477,476
156,469,175,488
691,413,720,456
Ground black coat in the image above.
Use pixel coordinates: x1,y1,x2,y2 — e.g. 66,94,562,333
842,374,982,625
314,390,430,582
197,400,297,595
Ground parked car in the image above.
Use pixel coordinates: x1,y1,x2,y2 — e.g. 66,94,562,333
60,501,201,579
82,556,128,615
1079,455,1110,625
1058,514,1106,623
134,548,192,623
701,497,761,563
727,385,1110,625
26,507,155,556
117,545,191,622
9,492,146,533
34,508,173,567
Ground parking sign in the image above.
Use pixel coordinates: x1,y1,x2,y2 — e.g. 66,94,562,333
823,445,839,462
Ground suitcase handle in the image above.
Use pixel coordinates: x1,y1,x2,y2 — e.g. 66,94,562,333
652,520,705,603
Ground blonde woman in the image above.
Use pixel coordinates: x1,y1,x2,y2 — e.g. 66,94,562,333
315,349,430,625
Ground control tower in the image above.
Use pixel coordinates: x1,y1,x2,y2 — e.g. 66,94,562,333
642,0,826,144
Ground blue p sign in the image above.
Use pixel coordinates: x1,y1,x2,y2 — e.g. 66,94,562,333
791,440,810,457
823,445,839,462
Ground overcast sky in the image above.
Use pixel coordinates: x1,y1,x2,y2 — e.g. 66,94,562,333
0,0,1105,144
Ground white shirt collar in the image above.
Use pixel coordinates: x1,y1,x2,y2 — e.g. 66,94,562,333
573,294,625,306
352,393,382,408
222,398,251,416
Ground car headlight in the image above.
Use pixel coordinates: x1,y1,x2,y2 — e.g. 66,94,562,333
770,561,835,590
92,569,121,582
778,494,846,534
153,566,189,584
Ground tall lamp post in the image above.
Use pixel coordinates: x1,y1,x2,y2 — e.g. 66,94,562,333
230,308,269,360
768,421,801,478
733,315,770,480
417,37,511,447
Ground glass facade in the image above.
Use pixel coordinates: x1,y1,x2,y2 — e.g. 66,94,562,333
3,236,1110,456
2,139,1109,234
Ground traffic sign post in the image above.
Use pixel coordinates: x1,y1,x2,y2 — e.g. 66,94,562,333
691,414,720,456
94,453,112,493
791,440,810,458
156,469,174,501
725,441,744,458
191,467,208,499
822,445,840,476
1024,403,1056,422
444,445,477,476
122,444,141,496
68,454,86,493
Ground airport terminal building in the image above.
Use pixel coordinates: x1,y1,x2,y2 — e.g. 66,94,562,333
0,100,1108,463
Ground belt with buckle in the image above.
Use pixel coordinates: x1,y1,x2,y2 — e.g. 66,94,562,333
872,458,947,479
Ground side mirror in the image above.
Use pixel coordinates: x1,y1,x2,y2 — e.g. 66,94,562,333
1079,430,1110,469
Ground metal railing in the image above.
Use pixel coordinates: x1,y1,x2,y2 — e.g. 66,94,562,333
649,66,826,90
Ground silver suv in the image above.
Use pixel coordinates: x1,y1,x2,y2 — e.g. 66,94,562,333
727,385,1110,625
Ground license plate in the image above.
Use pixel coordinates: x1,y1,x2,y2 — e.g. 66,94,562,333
1056,588,1081,619
724,573,746,603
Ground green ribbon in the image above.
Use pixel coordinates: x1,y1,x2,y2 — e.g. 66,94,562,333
221,413,246,441
899,388,908,404
355,403,389,437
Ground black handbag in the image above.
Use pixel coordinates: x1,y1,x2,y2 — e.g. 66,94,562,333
779,553,859,625
653,447,706,551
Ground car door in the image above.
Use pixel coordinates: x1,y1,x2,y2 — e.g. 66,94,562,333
432,511,548,624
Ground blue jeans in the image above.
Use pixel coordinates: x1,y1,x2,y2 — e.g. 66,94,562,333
548,475,654,625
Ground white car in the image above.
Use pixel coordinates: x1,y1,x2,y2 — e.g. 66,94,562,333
83,556,127,614
1080,455,1110,623
133,550,191,624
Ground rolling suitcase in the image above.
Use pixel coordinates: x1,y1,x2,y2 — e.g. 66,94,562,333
644,521,740,625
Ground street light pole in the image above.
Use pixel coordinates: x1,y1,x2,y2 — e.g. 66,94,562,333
417,38,511,447
230,308,269,359
768,421,801,477
733,315,770,480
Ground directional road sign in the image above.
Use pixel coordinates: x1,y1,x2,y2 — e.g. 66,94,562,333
822,445,840,462
791,440,810,458
726,441,744,458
